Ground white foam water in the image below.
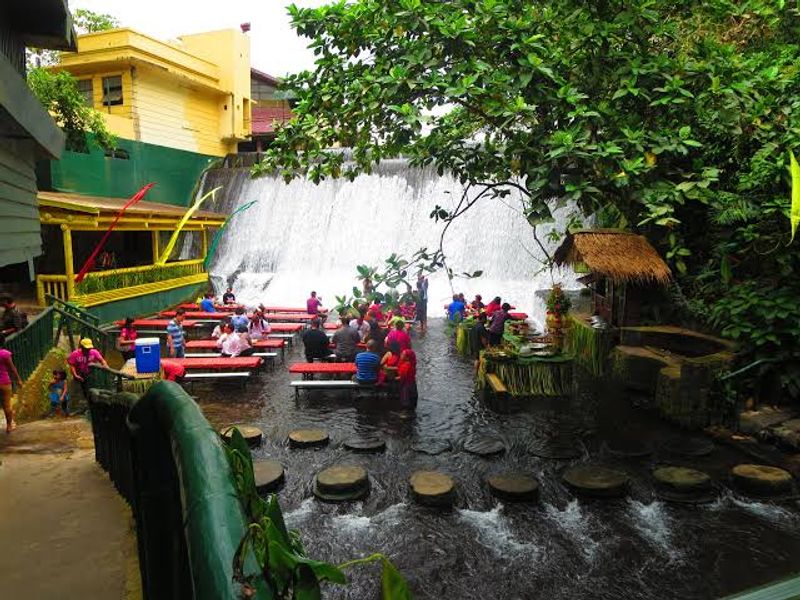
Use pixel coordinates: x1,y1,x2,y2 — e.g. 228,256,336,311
544,500,601,563
284,497,316,527
626,500,682,563
457,505,539,560
202,161,579,327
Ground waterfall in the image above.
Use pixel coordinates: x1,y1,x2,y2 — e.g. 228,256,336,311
200,160,578,327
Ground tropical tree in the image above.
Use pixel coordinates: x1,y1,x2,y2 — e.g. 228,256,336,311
259,0,800,399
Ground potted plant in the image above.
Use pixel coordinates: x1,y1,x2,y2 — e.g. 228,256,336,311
545,284,572,336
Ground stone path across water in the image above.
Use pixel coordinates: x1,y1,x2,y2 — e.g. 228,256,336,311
0,418,141,599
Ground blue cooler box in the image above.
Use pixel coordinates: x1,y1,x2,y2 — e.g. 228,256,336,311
135,337,161,373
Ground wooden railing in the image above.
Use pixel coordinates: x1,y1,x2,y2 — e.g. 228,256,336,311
37,259,206,306
5,308,55,381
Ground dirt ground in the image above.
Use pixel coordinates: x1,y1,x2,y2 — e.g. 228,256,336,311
0,417,141,599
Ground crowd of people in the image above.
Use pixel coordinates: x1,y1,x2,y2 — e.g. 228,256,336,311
447,293,515,346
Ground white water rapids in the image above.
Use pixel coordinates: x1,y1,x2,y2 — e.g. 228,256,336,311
201,160,578,327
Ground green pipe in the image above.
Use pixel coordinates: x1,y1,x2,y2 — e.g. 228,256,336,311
720,358,778,381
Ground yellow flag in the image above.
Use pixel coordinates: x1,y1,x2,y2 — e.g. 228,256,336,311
790,151,800,244
157,187,221,265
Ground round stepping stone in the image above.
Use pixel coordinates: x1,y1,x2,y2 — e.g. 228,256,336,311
463,437,505,457
343,437,386,453
731,464,794,496
531,437,583,460
563,465,629,498
653,466,716,504
253,460,285,493
410,470,456,507
313,465,369,502
487,472,540,502
411,439,452,455
288,429,329,448
220,425,263,448
606,438,652,458
661,436,714,458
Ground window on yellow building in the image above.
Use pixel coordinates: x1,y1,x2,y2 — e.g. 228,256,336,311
77,79,94,106
102,75,123,107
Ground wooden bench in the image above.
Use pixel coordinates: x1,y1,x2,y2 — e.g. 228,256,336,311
486,373,509,396
268,333,295,346
291,379,374,399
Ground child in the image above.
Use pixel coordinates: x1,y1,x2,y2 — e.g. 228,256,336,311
397,349,418,410
48,369,69,417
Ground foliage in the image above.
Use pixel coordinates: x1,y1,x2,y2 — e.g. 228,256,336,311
223,428,412,599
74,262,200,296
26,8,119,69
27,69,116,152
545,284,571,316
564,316,611,377
263,0,800,399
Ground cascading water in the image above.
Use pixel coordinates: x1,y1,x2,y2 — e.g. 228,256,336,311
200,161,578,327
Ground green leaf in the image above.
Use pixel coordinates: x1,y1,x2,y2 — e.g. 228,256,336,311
381,558,413,600
294,564,322,600
789,150,800,243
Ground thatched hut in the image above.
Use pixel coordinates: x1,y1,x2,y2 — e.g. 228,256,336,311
554,229,671,327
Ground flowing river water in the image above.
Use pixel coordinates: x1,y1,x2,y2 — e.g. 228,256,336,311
196,319,800,600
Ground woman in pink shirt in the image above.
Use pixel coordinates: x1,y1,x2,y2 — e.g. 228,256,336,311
0,333,23,433
385,319,411,352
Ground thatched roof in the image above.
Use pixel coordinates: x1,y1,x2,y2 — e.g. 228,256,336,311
553,229,671,285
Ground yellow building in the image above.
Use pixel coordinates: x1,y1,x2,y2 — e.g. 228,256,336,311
43,28,252,205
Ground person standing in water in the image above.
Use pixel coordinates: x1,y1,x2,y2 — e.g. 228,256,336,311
416,272,428,334
306,291,323,315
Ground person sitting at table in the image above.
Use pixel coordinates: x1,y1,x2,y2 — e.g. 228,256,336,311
399,298,416,322
217,324,255,357
385,318,411,352
397,348,418,409
349,309,370,341
485,296,502,316
117,317,137,362
470,294,485,312
301,318,330,362
364,312,386,355
488,302,512,346
354,340,381,385
160,359,186,383
222,287,236,305
447,294,466,322
306,291,323,315
332,316,360,362
380,341,402,384
231,307,249,331
368,301,385,322
249,310,271,340
211,316,231,339
199,293,216,313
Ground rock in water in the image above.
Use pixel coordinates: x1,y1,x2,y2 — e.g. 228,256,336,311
653,466,711,492
487,472,540,502
563,465,629,498
288,429,329,448
343,437,386,453
314,465,369,501
463,437,506,456
220,425,263,448
410,470,456,507
411,439,452,455
731,464,793,496
606,438,652,458
253,460,285,493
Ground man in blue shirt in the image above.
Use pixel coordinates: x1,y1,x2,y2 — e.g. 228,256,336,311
354,340,381,384
167,308,187,358
447,294,466,322
231,307,249,331
199,293,216,313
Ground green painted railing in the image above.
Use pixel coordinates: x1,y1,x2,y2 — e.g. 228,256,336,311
5,308,55,380
88,382,266,599
723,573,800,599
45,294,100,326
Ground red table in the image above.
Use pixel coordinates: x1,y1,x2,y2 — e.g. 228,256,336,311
186,339,284,350
269,324,304,333
509,312,528,320
178,303,242,312
115,319,198,328
288,362,356,378
173,357,262,371
160,310,228,320
261,313,317,322
261,306,327,314
323,322,339,330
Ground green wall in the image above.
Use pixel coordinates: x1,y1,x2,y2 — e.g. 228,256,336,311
88,281,205,325
43,137,217,206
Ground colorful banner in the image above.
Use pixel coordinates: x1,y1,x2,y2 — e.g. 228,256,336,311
74,183,155,283
157,186,221,265
203,200,258,270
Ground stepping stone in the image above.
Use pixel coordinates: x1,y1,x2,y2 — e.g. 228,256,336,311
220,425,263,448
411,439,452,455
731,464,794,497
288,429,329,448
253,460,285,493
531,437,583,460
487,472,540,502
343,437,386,453
463,437,505,457
606,438,652,458
661,436,714,457
563,465,629,498
653,466,715,504
314,464,370,502
739,407,795,435
410,470,456,507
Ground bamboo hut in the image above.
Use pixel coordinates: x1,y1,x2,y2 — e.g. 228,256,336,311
554,230,671,327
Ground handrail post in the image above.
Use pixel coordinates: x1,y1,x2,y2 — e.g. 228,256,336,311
61,225,75,301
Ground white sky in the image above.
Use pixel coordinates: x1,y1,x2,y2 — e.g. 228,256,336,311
70,0,331,77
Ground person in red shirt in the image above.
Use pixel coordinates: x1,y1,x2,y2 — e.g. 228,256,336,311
397,349,418,410
385,318,411,352
306,291,323,314
485,296,502,316
161,359,186,382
